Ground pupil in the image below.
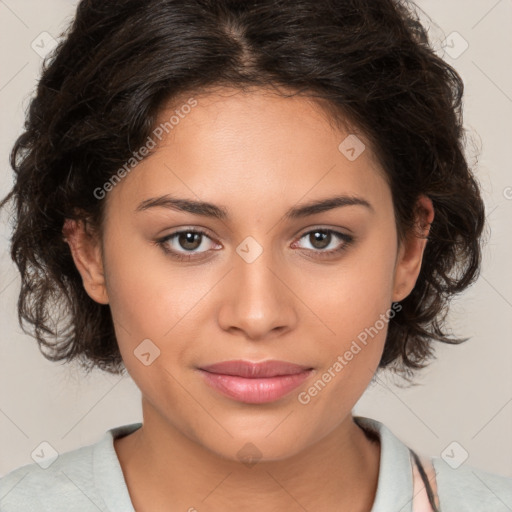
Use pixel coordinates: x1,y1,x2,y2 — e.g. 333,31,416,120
311,231,330,249
179,232,201,250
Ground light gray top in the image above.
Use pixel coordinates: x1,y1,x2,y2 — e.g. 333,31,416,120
1,416,511,511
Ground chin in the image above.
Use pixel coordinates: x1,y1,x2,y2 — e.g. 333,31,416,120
199,432,308,465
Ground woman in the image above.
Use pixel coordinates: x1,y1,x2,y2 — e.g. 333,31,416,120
0,0,510,510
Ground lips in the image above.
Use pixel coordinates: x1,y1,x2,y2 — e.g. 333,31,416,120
199,360,312,378
198,360,314,404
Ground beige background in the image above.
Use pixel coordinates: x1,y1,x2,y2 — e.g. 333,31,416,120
0,0,511,479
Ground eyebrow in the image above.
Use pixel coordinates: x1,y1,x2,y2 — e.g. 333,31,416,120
135,194,374,220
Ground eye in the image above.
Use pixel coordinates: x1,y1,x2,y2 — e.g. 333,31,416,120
154,227,354,262
292,229,354,258
155,229,220,261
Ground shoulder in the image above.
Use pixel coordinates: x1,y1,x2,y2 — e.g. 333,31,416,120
0,442,103,512
432,457,512,511
355,415,512,510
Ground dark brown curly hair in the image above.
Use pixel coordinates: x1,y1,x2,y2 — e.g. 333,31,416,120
0,0,486,380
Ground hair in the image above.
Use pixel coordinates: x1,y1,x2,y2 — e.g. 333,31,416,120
0,0,486,381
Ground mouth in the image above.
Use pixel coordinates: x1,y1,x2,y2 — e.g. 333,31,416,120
198,360,314,404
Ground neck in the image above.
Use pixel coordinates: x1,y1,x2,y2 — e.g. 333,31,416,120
114,402,380,512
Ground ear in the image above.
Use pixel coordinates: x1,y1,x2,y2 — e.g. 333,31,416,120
62,218,109,304
392,195,434,303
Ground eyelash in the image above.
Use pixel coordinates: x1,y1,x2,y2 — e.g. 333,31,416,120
154,228,354,262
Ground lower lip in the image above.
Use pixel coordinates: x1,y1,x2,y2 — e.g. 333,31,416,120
198,369,314,404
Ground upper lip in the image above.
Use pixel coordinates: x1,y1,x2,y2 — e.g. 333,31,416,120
199,360,313,378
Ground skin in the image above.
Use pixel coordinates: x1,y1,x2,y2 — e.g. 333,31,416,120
64,86,434,511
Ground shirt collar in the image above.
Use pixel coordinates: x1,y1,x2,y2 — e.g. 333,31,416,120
355,416,415,512
94,417,414,512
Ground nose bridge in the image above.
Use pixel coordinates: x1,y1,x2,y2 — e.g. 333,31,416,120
218,234,296,338
237,239,280,298
235,235,285,311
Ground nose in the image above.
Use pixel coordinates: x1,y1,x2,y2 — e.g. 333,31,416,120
217,242,298,341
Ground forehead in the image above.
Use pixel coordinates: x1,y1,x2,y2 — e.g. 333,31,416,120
107,87,391,220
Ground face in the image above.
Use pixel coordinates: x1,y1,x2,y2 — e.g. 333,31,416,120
67,86,432,462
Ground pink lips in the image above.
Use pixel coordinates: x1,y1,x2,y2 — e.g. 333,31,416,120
198,360,314,404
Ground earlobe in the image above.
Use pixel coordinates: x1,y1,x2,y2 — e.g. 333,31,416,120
392,195,434,303
62,218,109,305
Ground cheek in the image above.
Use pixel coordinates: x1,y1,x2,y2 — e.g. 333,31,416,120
102,228,226,389
310,230,397,339
303,228,397,385
103,228,207,337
